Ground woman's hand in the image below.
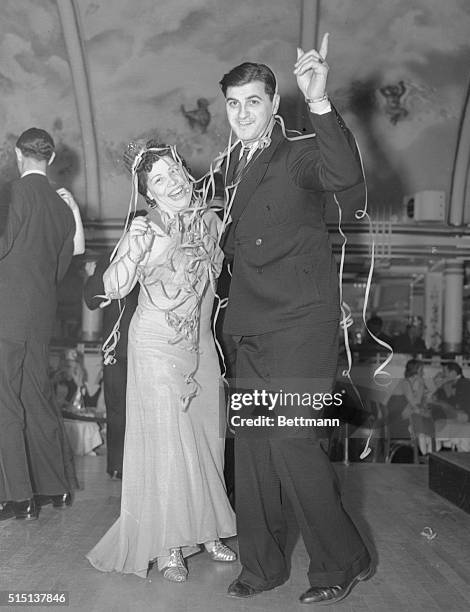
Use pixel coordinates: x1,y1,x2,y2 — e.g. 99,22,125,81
56,187,79,211
127,216,154,263
84,261,97,277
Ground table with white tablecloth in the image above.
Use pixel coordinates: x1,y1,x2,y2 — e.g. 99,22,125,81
434,419,470,452
336,354,470,461
63,414,104,456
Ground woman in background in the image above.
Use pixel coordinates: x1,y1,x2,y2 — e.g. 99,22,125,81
387,359,433,456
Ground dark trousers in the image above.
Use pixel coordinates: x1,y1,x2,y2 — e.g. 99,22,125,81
232,322,370,588
0,338,76,501
103,357,127,476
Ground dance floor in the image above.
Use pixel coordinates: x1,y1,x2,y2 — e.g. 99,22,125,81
1,456,470,612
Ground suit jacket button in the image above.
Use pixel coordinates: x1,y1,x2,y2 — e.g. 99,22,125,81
255,238,263,246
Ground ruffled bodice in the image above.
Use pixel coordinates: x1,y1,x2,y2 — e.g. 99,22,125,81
104,209,223,352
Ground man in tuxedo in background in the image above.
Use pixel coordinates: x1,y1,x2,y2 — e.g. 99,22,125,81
392,318,427,355
83,214,142,480
431,360,470,420
219,35,371,605
0,128,80,521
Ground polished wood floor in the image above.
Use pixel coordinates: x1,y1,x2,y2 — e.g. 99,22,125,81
1,457,470,612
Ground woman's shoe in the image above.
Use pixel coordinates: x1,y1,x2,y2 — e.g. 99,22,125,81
160,548,188,582
204,540,237,562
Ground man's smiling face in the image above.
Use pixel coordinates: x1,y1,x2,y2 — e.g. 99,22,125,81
225,81,279,144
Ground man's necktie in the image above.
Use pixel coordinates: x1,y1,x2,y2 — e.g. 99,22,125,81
232,147,249,184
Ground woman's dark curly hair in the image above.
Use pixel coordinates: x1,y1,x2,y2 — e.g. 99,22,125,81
404,359,423,378
123,139,190,208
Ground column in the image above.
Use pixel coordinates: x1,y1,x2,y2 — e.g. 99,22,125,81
297,0,321,130
57,0,101,217
424,271,443,353
81,258,103,342
443,259,464,353
449,80,470,225
81,298,103,342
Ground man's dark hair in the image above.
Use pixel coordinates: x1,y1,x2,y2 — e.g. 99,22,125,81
16,128,55,162
219,62,277,100
443,361,463,377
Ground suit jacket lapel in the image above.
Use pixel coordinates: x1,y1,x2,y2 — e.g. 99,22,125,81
229,125,284,225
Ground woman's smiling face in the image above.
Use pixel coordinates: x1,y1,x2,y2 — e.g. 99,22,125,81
146,156,192,214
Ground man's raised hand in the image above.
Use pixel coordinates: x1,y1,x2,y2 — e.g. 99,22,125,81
294,32,329,101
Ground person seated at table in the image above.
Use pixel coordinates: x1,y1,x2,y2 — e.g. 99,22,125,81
429,361,470,422
387,359,433,455
53,349,102,412
427,361,470,452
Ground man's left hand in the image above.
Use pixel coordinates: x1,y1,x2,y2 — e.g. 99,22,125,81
294,32,329,100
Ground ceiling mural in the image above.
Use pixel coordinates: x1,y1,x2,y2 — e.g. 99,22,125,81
0,0,469,220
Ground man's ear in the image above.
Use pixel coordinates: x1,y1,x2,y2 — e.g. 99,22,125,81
272,92,280,115
48,151,56,166
15,147,23,164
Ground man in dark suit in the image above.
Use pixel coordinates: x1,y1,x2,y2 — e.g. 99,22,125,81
432,361,470,420
83,242,141,480
0,128,78,521
392,321,427,355
219,35,371,605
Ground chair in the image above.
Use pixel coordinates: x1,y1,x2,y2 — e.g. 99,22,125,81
410,412,436,455
348,399,386,462
328,398,386,463
383,408,419,463
382,399,435,463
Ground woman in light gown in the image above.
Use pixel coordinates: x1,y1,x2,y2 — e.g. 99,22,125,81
86,140,236,581
386,359,433,456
